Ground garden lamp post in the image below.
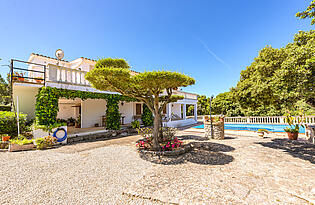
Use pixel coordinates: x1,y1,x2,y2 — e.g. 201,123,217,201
209,95,214,138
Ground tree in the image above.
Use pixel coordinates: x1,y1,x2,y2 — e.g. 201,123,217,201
86,58,195,150
212,91,244,116
0,74,11,105
233,30,315,115
196,95,210,115
211,30,314,116
296,0,315,25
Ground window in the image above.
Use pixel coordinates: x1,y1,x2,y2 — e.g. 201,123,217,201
136,104,142,115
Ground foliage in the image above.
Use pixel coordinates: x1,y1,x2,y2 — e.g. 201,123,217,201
10,136,33,145
35,136,57,150
35,87,132,129
204,115,224,122
106,96,121,130
257,129,269,134
186,105,194,116
212,92,244,116
213,30,315,116
296,0,315,25
283,110,305,133
141,104,153,126
0,74,11,105
0,111,28,137
131,120,140,129
86,58,195,150
196,95,210,115
136,127,181,151
0,105,11,111
136,127,179,150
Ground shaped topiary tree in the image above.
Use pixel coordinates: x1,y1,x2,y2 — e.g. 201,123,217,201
141,104,153,127
86,58,195,150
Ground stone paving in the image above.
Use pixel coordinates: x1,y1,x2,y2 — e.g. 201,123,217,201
0,130,314,204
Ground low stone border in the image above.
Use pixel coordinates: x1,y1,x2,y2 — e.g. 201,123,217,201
67,128,138,144
139,144,192,156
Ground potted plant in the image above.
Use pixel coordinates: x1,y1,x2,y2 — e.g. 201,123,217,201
257,129,269,138
1,134,11,141
13,72,26,82
284,111,305,140
35,77,44,83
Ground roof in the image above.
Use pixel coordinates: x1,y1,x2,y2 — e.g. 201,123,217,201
31,53,69,62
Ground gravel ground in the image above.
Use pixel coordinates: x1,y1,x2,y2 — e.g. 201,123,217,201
0,131,314,204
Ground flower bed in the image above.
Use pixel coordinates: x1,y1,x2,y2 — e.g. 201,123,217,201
135,127,191,156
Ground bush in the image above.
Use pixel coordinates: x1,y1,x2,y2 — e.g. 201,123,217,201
131,120,140,129
141,104,153,127
0,111,27,137
35,136,57,150
136,127,181,151
0,105,11,111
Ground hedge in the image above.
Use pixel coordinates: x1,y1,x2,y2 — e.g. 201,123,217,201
0,111,27,137
0,105,11,111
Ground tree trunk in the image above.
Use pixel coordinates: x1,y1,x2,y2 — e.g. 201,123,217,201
152,111,161,151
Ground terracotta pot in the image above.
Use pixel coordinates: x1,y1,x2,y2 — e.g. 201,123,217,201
18,77,25,82
2,136,10,141
286,132,299,140
35,79,43,83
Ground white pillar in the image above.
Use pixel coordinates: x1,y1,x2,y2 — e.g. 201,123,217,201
183,104,186,120
194,104,197,121
167,103,172,121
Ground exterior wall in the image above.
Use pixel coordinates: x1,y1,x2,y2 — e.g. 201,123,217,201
81,99,107,128
119,102,134,124
12,85,39,119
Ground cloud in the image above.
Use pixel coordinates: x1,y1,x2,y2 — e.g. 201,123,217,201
198,39,232,70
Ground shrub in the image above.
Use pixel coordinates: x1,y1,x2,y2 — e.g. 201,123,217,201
141,104,153,127
136,127,181,151
35,136,57,150
0,111,27,137
0,105,11,111
131,120,140,129
10,136,33,145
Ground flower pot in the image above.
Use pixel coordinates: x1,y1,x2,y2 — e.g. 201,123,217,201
35,79,43,83
18,77,25,82
286,132,299,140
2,136,10,141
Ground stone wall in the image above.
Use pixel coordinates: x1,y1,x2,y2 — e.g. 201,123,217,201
204,122,224,140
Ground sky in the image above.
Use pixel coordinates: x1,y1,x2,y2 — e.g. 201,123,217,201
0,0,313,97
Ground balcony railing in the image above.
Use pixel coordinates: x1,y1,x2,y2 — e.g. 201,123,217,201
47,65,90,86
223,116,315,124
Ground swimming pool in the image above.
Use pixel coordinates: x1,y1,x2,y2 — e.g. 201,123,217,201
193,123,305,133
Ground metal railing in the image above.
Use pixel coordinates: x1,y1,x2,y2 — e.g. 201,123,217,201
10,59,46,86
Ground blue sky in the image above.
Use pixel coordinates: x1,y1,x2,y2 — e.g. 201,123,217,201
0,0,312,96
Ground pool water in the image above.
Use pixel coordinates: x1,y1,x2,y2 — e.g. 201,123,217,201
193,123,305,133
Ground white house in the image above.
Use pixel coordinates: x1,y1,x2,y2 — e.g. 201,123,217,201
12,53,198,131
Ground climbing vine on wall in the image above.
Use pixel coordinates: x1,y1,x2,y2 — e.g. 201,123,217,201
141,104,154,127
105,95,121,130
35,87,135,129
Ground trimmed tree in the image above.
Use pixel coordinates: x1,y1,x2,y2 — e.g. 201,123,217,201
86,58,195,150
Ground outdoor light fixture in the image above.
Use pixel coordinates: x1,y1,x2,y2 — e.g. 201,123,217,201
121,101,124,106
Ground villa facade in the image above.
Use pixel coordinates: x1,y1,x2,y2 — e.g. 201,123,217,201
12,53,198,129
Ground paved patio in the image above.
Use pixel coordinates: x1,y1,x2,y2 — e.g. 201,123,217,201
0,130,314,204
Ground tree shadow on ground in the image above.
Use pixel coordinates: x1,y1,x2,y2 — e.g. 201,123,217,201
178,135,236,141
257,139,315,164
139,142,235,165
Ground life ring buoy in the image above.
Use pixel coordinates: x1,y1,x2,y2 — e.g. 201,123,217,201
53,127,67,142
